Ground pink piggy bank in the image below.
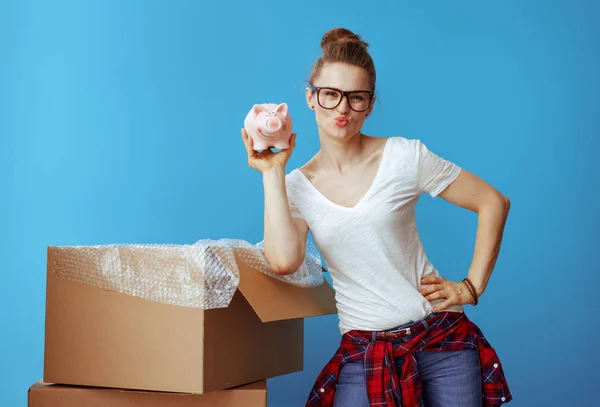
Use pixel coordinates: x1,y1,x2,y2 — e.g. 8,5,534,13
244,103,293,151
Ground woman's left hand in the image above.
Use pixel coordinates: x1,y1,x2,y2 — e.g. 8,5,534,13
419,276,472,312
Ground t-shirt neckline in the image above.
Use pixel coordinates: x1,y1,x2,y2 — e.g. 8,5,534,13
293,137,392,211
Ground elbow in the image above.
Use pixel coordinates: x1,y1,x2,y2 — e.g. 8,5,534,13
490,192,510,217
478,192,510,216
499,193,510,213
271,260,303,276
269,256,304,276
264,240,306,275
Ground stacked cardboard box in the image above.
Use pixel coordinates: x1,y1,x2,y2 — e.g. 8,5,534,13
28,380,268,407
28,245,337,406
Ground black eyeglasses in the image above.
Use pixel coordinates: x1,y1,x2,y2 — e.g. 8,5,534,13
310,86,374,112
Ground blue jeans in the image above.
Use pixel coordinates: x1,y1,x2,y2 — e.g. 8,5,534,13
333,319,483,407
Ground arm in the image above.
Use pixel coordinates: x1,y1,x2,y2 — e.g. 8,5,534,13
420,169,510,310
241,130,308,275
262,166,309,275
438,169,510,296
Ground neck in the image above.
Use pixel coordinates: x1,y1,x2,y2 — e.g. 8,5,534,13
317,131,369,173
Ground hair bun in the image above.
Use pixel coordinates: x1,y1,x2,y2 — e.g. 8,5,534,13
320,27,369,49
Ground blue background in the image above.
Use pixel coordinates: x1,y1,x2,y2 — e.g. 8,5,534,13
1,0,598,406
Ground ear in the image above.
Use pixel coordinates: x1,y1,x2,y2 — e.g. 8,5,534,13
366,95,376,117
275,103,288,116
305,87,316,109
252,104,265,117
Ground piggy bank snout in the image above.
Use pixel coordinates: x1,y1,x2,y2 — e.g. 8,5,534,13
266,117,282,132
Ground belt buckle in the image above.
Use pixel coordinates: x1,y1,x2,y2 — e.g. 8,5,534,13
387,327,411,336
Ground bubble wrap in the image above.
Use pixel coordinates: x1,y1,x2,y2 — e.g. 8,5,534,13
51,238,325,309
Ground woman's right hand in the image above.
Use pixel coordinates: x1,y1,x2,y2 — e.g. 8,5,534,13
241,128,297,174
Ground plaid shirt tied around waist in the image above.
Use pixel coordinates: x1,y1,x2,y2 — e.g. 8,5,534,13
305,311,512,407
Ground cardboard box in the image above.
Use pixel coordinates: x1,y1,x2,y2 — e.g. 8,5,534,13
43,246,337,394
28,380,267,407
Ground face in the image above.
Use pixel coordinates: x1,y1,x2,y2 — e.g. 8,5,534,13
306,62,375,141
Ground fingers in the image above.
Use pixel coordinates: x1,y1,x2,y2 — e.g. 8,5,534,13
291,132,297,148
423,289,446,301
281,133,297,152
423,285,454,312
247,130,255,150
420,279,471,312
241,128,251,154
241,128,259,160
433,300,452,313
419,283,443,296
421,276,443,285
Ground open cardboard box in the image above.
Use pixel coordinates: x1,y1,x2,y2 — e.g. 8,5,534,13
28,380,267,407
43,245,337,394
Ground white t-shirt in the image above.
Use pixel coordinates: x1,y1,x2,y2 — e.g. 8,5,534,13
285,136,464,335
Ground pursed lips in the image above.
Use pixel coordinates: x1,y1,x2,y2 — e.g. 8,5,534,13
335,116,349,126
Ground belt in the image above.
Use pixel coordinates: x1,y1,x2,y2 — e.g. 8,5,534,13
374,321,428,340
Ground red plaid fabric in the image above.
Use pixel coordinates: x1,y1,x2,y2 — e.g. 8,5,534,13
305,312,512,407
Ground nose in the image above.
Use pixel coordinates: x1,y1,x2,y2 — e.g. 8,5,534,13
336,95,351,113
266,117,282,132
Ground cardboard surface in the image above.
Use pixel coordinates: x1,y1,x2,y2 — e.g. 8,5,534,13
202,290,304,392
43,245,337,394
43,249,205,393
28,380,267,407
235,253,338,323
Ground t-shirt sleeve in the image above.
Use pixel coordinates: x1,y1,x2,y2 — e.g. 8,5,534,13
288,195,305,220
414,139,462,197
285,172,305,220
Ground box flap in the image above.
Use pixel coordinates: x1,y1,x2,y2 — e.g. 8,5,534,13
234,253,338,323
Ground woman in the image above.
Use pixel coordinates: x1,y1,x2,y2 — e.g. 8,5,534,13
241,28,512,407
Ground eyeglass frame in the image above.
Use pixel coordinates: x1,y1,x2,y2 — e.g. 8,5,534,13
309,85,375,112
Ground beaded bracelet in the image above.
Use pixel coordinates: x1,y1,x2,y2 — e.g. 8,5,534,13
460,278,479,306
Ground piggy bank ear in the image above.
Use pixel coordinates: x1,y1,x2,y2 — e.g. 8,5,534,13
252,104,266,117
275,103,288,116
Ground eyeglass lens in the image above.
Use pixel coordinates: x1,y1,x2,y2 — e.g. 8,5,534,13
318,88,372,112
